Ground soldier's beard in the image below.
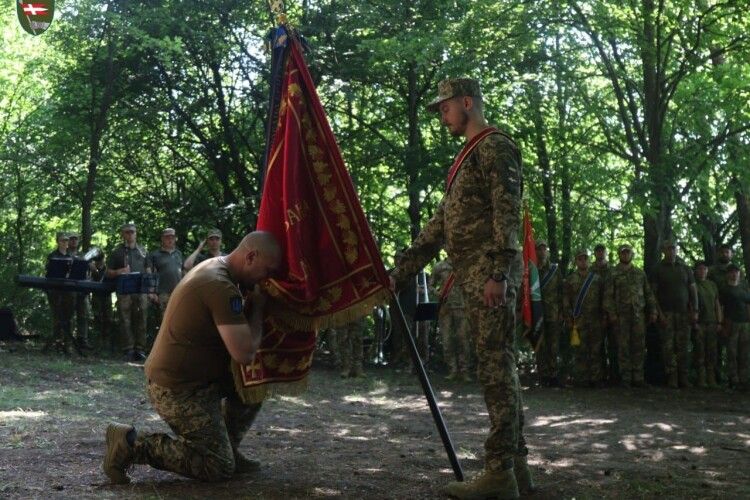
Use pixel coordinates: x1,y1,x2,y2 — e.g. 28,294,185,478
449,111,470,137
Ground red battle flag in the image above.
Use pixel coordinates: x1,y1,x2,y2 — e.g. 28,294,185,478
232,29,390,403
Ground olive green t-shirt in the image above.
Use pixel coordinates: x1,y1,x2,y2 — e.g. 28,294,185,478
695,279,719,324
144,258,247,391
650,259,694,312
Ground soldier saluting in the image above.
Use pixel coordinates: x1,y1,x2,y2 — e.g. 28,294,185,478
390,78,532,499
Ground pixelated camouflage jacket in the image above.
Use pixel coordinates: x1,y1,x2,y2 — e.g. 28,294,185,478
538,260,561,320
603,263,657,317
393,131,522,287
563,270,603,321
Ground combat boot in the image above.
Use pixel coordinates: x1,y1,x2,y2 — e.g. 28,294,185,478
443,468,519,499
513,456,536,494
103,423,135,484
233,450,261,473
696,368,707,388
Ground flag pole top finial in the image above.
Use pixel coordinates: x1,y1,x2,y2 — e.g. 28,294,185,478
268,0,287,25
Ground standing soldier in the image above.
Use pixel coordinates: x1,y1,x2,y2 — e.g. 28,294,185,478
90,253,114,353
650,240,698,388
564,248,605,387
67,232,92,351
603,244,657,387
183,229,225,271
433,259,472,382
106,223,149,362
44,232,75,354
718,264,750,390
338,317,366,378
592,243,616,384
147,228,184,336
390,78,532,498
693,261,722,388
535,240,562,387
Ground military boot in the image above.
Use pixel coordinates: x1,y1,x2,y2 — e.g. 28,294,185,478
233,450,261,473
443,468,519,499
513,456,536,494
103,423,135,484
696,368,707,388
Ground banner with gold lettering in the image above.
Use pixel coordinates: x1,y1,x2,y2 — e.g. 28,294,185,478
232,26,390,403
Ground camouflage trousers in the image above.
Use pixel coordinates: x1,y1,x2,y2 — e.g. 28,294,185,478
573,317,603,384
726,322,750,386
73,293,90,344
338,319,365,374
659,312,690,380
693,323,719,378
133,382,262,482
460,279,526,472
535,317,560,379
116,294,147,352
613,310,646,384
46,291,74,346
439,307,472,375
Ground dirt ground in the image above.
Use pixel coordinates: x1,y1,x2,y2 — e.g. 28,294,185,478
1,343,749,499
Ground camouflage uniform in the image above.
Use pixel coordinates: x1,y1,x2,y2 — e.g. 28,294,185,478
718,282,750,388
45,247,75,352
592,259,616,382
536,258,561,382
107,242,149,355
708,261,748,383
694,277,720,387
132,383,261,481
650,256,696,387
433,260,472,380
338,317,366,377
392,114,526,472
603,260,657,385
564,268,604,385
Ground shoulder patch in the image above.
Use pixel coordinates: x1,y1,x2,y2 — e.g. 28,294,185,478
230,296,243,314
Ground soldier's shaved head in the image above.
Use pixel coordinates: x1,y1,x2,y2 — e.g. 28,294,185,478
237,231,281,259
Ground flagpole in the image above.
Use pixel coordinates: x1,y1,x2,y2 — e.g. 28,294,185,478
389,292,464,481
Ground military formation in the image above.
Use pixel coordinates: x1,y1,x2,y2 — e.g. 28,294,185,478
44,225,226,362
533,240,750,391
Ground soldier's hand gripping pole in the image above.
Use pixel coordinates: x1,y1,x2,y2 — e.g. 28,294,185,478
389,291,464,481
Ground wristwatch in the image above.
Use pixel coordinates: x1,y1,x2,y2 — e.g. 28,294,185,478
489,272,507,283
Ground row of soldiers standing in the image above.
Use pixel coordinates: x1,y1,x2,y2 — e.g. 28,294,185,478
536,240,750,390
44,224,226,362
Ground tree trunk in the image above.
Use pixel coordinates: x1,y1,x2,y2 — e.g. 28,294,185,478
735,188,750,276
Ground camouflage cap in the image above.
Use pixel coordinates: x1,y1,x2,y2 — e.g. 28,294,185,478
426,78,482,112
535,239,548,248
68,232,79,239
727,263,741,273
161,227,176,236
574,248,589,258
55,231,69,240
207,228,222,239
120,222,136,232
618,243,633,253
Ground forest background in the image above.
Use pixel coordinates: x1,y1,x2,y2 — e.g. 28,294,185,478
1,0,749,333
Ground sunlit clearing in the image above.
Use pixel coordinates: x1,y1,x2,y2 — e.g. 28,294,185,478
268,425,305,435
457,450,477,460
343,394,426,410
644,423,674,432
531,414,579,427
0,410,47,421
110,374,125,381
361,468,383,474
620,437,637,451
439,390,454,398
312,487,341,496
276,396,312,407
549,418,616,428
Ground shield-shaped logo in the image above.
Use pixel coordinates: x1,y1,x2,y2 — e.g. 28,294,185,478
16,0,55,36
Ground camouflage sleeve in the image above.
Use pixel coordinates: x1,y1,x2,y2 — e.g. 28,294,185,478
392,202,445,287
477,134,522,279
602,274,614,317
